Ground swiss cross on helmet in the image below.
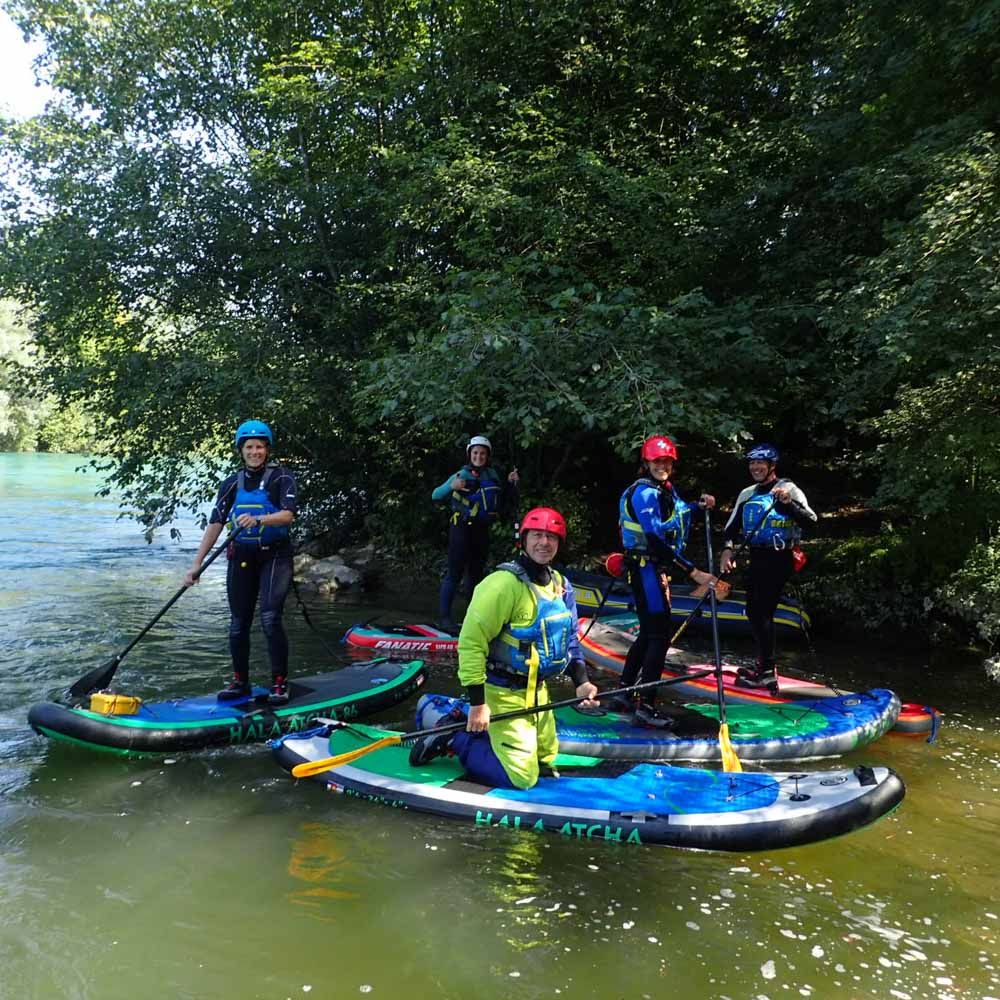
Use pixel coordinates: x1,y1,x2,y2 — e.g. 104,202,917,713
746,443,780,463
520,506,567,541
640,435,678,462
235,420,274,449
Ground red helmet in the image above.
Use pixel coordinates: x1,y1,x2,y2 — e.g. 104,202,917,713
640,435,678,462
520,507,567,540
605,552,625,578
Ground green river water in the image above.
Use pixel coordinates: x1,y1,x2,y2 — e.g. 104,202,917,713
1,453,998,1000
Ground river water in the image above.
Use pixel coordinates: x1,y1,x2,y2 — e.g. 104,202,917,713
1,453,998,1000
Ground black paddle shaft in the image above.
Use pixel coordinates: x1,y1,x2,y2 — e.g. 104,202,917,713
68,525,245,699
703,507,730,728
668,495,778,646
345,668,718,745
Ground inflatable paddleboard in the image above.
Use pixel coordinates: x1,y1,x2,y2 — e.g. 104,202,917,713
344,622,458,655
273,723,905,852
567,570,810,636
28,658,427,756
580,616,939,738
413,689,900,762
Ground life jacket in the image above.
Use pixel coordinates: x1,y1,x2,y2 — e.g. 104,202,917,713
742,479,798,549
450,465,502,525
618,479,692,555
229,467,289,545
486,562,574,680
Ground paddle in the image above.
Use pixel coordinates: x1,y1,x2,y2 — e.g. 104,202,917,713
579,553,626,641
68,525,244,699
704,507,742,772
289,668,717,778
667,494,778,648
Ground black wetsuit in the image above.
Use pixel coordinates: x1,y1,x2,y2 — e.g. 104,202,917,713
210,466,297,681
723,481,815,669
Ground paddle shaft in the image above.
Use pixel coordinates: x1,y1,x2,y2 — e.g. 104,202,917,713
411,668,715,740
703,507,728,727
120,529,239,658
290,668,718,777
668,495,777,646
68,525,244,698
580,573,617,640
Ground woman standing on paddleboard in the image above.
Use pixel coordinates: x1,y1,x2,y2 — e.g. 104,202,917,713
618,435,718,728
184,420,297,704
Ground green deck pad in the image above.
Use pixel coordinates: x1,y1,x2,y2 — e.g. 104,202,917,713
326,725,606,787
683,703,828,740
559,701,829,742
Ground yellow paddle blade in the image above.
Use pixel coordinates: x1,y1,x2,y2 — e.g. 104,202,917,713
718,723,743,773
290,733,403,778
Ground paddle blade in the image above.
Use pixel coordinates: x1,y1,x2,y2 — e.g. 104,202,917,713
68,657,120,699
290,733,403,778
718,723,743,773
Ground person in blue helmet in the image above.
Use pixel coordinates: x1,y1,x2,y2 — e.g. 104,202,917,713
184,420,297,704
719,444,816,693
432,435,520,632
617,434,719,728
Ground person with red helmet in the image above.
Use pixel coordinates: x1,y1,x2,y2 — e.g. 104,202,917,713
617,434,718,728
719,444,816,692
408,506,599,788
431,435,521,632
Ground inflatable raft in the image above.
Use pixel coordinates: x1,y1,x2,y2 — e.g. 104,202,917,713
580,616,939,738
567,569,811,636
27,658,427,756
344,622,458,655
273,723,905,852
412,688,901,763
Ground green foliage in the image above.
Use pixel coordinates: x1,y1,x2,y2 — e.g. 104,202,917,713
795,530,948,634
934,541,1000,648
0,299,95,451
0,0,999,644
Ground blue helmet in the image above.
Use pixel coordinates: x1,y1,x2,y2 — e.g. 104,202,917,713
235,420,273,449
746,443,779,463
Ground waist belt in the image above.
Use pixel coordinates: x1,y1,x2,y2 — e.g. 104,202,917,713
486,666,530,690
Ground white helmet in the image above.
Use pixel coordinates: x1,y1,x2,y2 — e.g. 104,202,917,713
467,435,492,455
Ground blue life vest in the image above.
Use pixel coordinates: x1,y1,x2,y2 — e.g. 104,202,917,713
741,481,797,548
619,479,692,555
450,465,502,525
486,563,574,680
229,468,289,545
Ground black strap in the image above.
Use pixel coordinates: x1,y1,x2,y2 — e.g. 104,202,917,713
290,576,342,660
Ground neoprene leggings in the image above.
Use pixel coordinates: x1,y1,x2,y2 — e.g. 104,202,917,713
620,560,671,708
745,547,793,666
226,543,293,680
438,521,491,620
